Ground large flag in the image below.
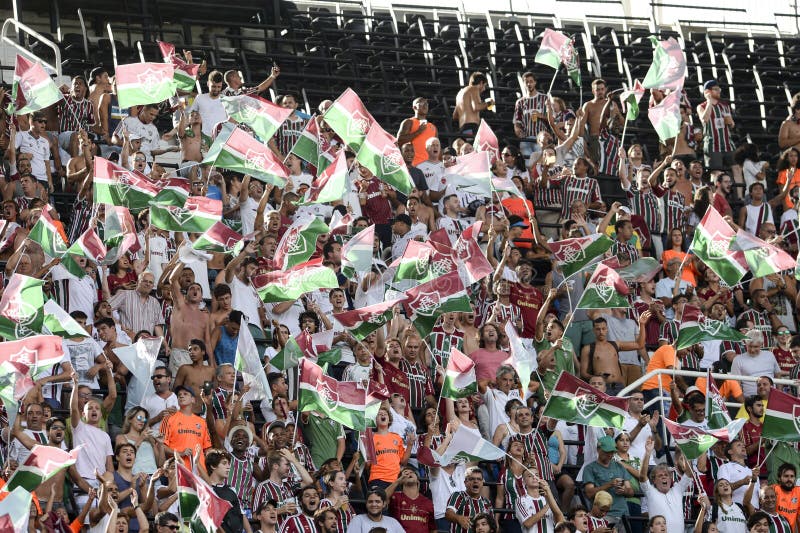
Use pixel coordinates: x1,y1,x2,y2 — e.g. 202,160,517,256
42,299,90,338
453,221,494,284
9,54,63,115
273,215,330,270
116,62,176,108
0,275,45,336
93,157,159,210
704,368,746,440
642,37,687,91
605,256,663,283
270,330,313,371
28,207,67,259
446,151,493,196
202,123,290,186
418,424,505,467
253,259,339,303
62,228,107,278
192,222,243,254
576,263,630,309
298,358,367,430
0,336,65,401
548,234,614,278
113,337,162,405
149,196,222,233
2,445,80,492
440,348,477,399
102,205,139,265
333,298,403,340
152,177,191,207
291,114,322,164
176,462,232,531
676,305,747,350
690,207,748,286
322,88,376,153
298,150,348,205
235,316,271,404
663,418,719,460
341,224,375,278
504,320,537,393
543,372,629,428
474,119,500,161
157,41,199,91
731,229,796,279
221,94,293,142
762,388,800,442
355,123,413,195
535,28,581,85
392,240,440,282
620,79,645,121
648,89,682,141
0,487,32,531
403,271,472,337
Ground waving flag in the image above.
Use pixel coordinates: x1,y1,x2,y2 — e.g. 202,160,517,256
474,119,500,161
676,305,747,351
690,207,748,286
42,300,90,338
549,234,614,278
149,196,222,233
453,222,493,284
762,388,800,442
297,150,348,205
356,123,413,195
203,123,289,186
235,316,271,404
648,89,682,141
576,263,630,309
93,157,159,210
192,222,242,254
731,229,796,278
418,424,505,467
446,151,493,196
177,462,232,531
299,358,367,430
28,207,67,260
322,88,376,152
441,348,477,399
543,372,629,428
102,205,139,265
392,240,456,282
152,177,191,206
620,79,645,120
333,298,403,340
253,259,339,303
0,487,32,531
504,320,537,392
158,41,199,91
606,256,663,283
663,418,719,459
535,29,581,85
404,271,472,337
273,215,330,269
9,54,63,115
222,94,292,142
291,114,322,163
705,368,746,440
642,37,687,91
0,275,45,337
116,62,176,108
62,228,107,278
341,224,374,278
0,335,65,386
3,445,80,493
113,337,162,405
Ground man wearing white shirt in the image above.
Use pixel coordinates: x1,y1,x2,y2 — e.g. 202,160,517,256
15,112,54,189
188,71,227,137
391,213,426,261
417,137,446,202
718,440,760,509
113,104,163,161
731,331,783,396
622,391,662,464
640,438,694,533
655,257,691,319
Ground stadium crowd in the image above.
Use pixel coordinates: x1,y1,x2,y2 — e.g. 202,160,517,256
1,37,800,533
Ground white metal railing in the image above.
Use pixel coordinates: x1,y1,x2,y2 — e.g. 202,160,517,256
1,18,62,78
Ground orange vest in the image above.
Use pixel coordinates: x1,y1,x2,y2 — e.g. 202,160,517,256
409,118,438,167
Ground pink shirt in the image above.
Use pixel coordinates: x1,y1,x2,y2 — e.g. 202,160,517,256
471,348,510,382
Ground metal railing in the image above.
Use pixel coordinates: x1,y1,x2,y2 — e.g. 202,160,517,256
1,18,62,78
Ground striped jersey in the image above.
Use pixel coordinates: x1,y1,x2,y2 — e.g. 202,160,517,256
498,468,526,521
556,176,602,219
625,185,662,233
743,202,774,236
652,184,686,232
738,309,774,348
445,492,492,533
211,387,233,420
57,95,95,132
278,513,316,533
659,320,679,345
318,498,354,533
597,129,620,176
587,515,610,532
276,116,307,157
530,166,563,208
610,239,640,262
513,93,550,138
509,429,554,480
228,452,255,510
699,101,736,153
68,197,93,244
427,325,465,378
515,494,555,533
253,478,294,522
399,358,435,410
488,301,522,327
766,511,793,533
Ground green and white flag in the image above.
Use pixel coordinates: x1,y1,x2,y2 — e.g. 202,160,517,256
192,222,243,254
176,462,232,531
152,177,190,207
732,229,796,279
690,207,748,287
648,89,682,142
543,372,629,428
642,37,687,91
222,94,292,142
9,54,63,115
663,418,718,460
620,79,645,121
61,228,107,278
440,348,477,400
704,368,746,440
762,388,800,442
2,445,80,493
158,41,199,92
116,62,176,108
548,234,614,279
290,114,321,164
356,123,414,195
504,320,536,393
273,216,330,270
429,424,505,465
576,263,631,309
341,224,374,278
202,123,290,187
535,28,581,85
149,196,222,233
0,487,32,531
235,316,271,404
253,260,340,303
403,271,472,337
297,149,349,205
333,298,402,341
299,357,367,431
28,207,67,260
42,300,89,338
322,88,376,152
0,275,45,338
93,157,160,211
676,305,747,351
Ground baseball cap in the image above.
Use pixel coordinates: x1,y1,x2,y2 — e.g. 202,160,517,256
598,436,616,452
703,80,719,90
174,385,196,397
618,206,632,215
129,133,143,141
507,215,529,229
684,386,704,397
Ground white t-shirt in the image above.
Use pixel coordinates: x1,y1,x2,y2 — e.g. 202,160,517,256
50,265,99,325
641,475,692,533
140,233,170,284
64,337,104,389
289,171,314,190
264,299,305,336
346,514,405,533
140,392,179,420
621,414,655,465
240,196,259,236
417,160,446,192
730,352,780,396
714,500,748,533
230,276,262,328
15,131,51,181
718,462,760,509
189,93,227,137
117,116,160,159
516,494,555,533
429,463,466,519
482,388,521,433
73,420,114,478
178,242,212,299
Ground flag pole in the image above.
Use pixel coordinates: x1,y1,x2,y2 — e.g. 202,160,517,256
547,67,560,96
620,118,629,153
757,439,775,470
755,437,762,466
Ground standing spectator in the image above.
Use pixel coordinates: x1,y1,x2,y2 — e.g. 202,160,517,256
189,71,226,138
14,111,54,191
222,65,279,96
697,80,736,170
555,157,604,220
515,469,565,533
387,467,436,533
397,97,438,167
712,172,734,218
368,407,414,490
453,72,493,138
731,332,782,396
112,104,165,161
513,72,550,158
640,438,693,533
347,489,405,533
57,75,94,158
772,464,800,531
270,93,307,160
417,137,446,203
280,485,320,533
582,436,633,523
581,79,622,176
159,385,212,469
445,467,494,533
776,148,800,209
102,269,165,339
717,440,760,509
744,484,794,533
739,289,783,350
740,396,765,470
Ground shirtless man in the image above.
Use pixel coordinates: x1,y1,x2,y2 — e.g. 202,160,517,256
582,79,622,173
66,130,95,190
177,108,204,164
453,72,493,138
778,94,800,150
173,339,216,414
170,262,211,373
580,313,651,396
88,67,113,144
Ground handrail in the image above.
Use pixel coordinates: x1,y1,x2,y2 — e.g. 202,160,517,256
1,18,62,78
619,368,798,397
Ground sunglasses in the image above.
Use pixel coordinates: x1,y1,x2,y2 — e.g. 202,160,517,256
135,414,147,422
151,374,168,380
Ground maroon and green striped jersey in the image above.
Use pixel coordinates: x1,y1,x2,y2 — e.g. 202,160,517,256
556,175,603,219
699,101,736,153
445,492,492,533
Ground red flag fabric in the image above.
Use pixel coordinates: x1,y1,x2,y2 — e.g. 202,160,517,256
474,119,500,161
